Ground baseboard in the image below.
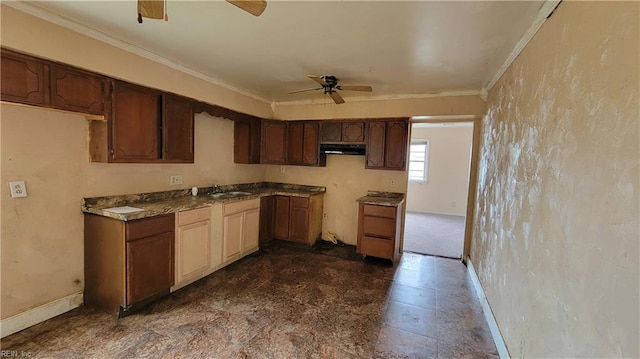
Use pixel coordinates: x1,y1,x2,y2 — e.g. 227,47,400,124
1,291,83,338
467,258,510,359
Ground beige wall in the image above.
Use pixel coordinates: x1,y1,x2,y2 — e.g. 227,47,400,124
470,2,639,357
0,104,264,319
406,125,473,215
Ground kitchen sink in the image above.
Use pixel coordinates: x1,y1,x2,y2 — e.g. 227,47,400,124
209,191,252,199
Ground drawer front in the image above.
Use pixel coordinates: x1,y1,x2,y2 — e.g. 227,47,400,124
360,235,394,260
363,204,396,219
224,198,260,215
290,197,309,209
127,214,175,241
177,206,210,226
363,216,396,238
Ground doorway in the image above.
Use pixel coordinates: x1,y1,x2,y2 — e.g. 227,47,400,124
403,120,475,259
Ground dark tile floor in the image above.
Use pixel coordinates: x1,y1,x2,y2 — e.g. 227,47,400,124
1,242,498,358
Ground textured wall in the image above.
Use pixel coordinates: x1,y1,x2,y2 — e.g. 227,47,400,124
471,2,639,357
406,125,473,215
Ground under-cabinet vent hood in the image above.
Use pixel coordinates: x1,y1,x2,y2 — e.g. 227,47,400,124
320,144,366,155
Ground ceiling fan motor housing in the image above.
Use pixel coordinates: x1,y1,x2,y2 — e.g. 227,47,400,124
322,75,338,93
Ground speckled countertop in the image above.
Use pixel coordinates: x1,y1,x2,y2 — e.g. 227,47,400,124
82,182,325,221
356,191,405,207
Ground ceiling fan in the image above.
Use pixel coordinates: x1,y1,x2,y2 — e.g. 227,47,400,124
289,75,373,104
137,0,267,23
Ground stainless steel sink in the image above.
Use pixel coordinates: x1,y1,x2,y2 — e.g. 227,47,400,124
210,191,252,199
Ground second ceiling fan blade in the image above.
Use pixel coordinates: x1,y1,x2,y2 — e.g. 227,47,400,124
226,0,267,16
288,87,322,94
308,75,328,86
337,85,373,92
329,92,345,104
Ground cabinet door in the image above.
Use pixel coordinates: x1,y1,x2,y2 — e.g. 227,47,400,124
302,122,320,166
259,197,275,244
234,118,261,164
342,122,365,143
126,232,174,305
243,208,260,251
273,196,291,240
50,64,105,114
366,121,386,168
289,198,310,243
175,220,210,283
384,120,408,170
223,212,244,261
320,122,342,142
287,122,304,165
111,81,161,162
261,120,287,164
163,94,194,162
1,50,48,106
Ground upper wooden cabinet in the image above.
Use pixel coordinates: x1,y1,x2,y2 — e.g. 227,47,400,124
320,121,365,143
288,121,324,166
1,50,49,106
261,120,288,164
366,119,409,171
163,94,194,162
50,64,106,115
234,118,262,164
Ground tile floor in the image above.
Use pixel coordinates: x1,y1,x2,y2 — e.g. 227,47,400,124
1,242,498,358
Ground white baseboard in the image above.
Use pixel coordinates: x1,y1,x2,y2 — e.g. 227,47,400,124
467,259,510,359
1,291,83,338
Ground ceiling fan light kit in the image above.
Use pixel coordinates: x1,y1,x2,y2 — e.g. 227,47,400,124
288,75,373,104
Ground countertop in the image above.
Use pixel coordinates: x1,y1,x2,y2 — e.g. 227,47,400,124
356,191,405,207
82,182,325,221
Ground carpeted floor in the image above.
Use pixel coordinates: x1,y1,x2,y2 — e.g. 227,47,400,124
403,212,466,258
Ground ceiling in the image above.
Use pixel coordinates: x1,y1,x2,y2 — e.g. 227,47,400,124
13,1,548,104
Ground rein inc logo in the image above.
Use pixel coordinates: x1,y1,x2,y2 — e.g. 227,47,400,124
1,351,32,358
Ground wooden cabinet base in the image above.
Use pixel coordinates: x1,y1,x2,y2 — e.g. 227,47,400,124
357,203,402,261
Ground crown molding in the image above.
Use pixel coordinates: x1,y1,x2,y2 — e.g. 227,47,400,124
483,0,562,91
3,1,272,105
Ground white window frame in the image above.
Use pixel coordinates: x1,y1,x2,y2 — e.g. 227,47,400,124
408,139,429,183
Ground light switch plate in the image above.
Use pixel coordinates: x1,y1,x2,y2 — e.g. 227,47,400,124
9,181,27,198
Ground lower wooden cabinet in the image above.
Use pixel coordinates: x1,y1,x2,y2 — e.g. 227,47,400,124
357,203,402,261
174,207,211,289
273,195,291,240
268,194,323,246
222,198,260,263
84,213,175,315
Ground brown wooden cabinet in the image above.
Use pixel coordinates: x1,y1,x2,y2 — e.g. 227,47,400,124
261,120,288,164
288,121,324,166
50,64,106,115
1,49,49,106
320,122,342,142
234,118,262,164
366,119,409,170
265,194,323,245
163,94,194,162
273,195,291,239
320,121,365,143
342,122,366,142
259,196,275,244
85,213,175,315
289,197,310,243
357,203,401,261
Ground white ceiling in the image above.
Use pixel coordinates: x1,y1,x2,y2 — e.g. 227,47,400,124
12,1,549,104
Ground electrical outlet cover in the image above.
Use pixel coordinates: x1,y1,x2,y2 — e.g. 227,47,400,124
9,181,27,198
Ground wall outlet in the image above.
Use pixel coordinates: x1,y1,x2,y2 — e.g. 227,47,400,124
280,166,285,174
323,212,328,219
389,179,396,187
169,175,183,186
9,181,27,198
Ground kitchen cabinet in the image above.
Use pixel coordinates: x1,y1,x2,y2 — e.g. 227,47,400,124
1,49,48,106
174,207,211,290
366,119,409,170
259,196,275,244
288,121,324,166
234,118,262,164
222,198,260,263
163,94,194,162
320,121,365,143
261,120,287,164
357,203,401,261
84,213,175,315
270,194,323,246
50,64,106,115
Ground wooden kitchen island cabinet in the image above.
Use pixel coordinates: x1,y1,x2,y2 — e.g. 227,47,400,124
357,202,403,262
84,213,175,316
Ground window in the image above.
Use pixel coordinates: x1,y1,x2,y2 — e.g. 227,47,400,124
409,140,429,182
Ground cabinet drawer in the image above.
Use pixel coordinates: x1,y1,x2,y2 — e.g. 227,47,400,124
360,235,394,260
291,197,309,209
127,214,174,241
177,206,210,226
363,204,396,219
224,198,260,215
362,216,396,238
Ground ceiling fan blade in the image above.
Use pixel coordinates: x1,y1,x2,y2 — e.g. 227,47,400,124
308,75,328,86
288,87,322,94
138,0,165,21
226,0,267,16
336,85,373,92
329,92,345,104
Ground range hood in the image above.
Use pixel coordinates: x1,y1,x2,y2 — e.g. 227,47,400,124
320,143,366,155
